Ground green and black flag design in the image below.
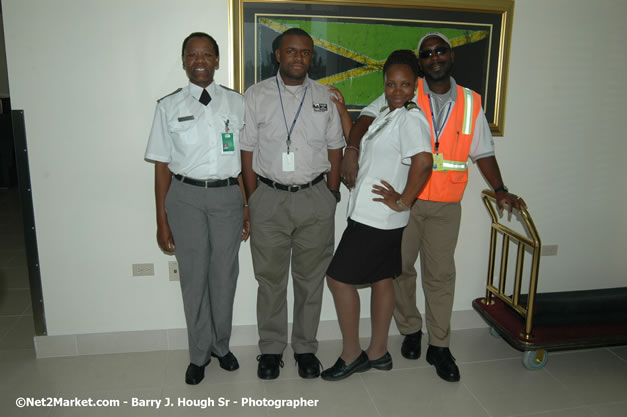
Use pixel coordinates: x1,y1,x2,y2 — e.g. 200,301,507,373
255,17,489,110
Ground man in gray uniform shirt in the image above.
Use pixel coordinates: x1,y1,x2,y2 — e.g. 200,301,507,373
145,32,249,385
240,28,345,380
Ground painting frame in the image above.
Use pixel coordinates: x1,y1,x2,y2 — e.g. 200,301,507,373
230,0,515,136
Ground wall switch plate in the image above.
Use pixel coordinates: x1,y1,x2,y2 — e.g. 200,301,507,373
132,263,154,276
168,261,180,281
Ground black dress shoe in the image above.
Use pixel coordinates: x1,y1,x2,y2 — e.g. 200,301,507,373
211,351,239,371
321,351,370,381
185,360,210,385
294,353,322,379
401,330,422,360
369,352,393,370
426,345,460,382
256,354,283,380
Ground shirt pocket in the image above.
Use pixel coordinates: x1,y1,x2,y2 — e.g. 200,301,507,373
308,110,329,148
168,111,203,144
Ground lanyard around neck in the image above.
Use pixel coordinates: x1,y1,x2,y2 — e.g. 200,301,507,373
427,94,452,154
276,74,307,154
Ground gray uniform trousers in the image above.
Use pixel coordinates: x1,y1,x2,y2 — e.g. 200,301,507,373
165,179,243,366
248,180,336,354
392,199,462,347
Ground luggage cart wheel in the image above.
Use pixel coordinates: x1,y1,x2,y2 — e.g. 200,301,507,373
489,327,501,338
522,350,548,370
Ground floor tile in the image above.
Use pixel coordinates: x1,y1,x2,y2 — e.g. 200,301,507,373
0,251,17,267
0,289,31,315
3,251,27,268
361,367,489,417
591,401,627,417
160,380,268,416
609,346,627,363
0,353,80,391
2,351,169,395
0,235,24,252
53,351,168,395
544,349,627,405
445,327,522,362
0,385,54,417
460,358,578,417
0,266,30,290
264,376,380,417
512,406,597,417
0,316,19,339
0,315,35,349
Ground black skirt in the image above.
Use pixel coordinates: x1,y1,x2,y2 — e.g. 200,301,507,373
326,218,404,285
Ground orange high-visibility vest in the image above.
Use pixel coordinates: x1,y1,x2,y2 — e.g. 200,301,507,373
416,78,482,203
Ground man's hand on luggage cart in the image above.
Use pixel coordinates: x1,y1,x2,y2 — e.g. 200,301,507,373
495,190,527,213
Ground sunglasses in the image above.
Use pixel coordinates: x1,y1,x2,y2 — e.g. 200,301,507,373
418,46,450,59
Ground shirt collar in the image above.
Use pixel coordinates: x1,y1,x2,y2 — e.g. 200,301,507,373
276,72,310,93
422,76,457,102
188,80,218,101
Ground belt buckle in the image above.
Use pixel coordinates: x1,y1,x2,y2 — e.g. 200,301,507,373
288,185,300,192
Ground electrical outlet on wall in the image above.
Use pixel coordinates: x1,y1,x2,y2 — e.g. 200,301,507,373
132,263,154,277
541,245,558,256
169,261,180,281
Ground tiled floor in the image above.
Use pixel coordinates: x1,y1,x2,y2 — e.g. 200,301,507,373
1,186,626,417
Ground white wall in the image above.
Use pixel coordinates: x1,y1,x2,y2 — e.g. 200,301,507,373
3,0,626,338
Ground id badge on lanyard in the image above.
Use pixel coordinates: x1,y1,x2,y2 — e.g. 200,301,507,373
429,96,451,172
221,119,235,155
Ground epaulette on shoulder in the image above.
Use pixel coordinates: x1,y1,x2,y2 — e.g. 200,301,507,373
404,101,419,110
379,105,389,113
157,88,182,102
220,85,243,95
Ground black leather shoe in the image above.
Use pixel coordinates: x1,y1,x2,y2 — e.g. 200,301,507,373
321,351,370,381
185,360,210,385
426,345,460,382
211,351,239,371
256,354,284,380
401,330,422,360
369,352,393,370
294,353,322,379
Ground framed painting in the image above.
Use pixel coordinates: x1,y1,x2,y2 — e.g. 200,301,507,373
230,0,514,135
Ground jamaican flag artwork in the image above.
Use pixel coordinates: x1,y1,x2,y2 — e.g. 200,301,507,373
240,1,512,133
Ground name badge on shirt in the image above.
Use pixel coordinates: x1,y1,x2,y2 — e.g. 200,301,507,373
221,133,235,154
433,152,444,171
177,115,195,122
313,103,327,112
282,152,295,172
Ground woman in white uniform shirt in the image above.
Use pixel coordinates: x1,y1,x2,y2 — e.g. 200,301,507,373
145,33,249,385
322,50,433,381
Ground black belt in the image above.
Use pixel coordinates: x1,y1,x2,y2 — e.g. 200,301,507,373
173,174,238,188
258,174,324,192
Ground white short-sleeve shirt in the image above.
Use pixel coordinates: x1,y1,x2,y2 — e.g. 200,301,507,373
348,105,432,230
145,81,245,179
360,77,494,162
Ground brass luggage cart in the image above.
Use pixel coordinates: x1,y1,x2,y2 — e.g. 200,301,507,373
472,190,627,369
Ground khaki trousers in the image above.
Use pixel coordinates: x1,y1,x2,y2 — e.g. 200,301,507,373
393,199,461,347
249,180,336,354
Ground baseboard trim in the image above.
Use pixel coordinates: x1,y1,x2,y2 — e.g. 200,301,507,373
34,309,487,358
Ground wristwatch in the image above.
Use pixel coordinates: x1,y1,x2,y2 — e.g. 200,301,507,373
494,185,509,193
330,189,341,203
